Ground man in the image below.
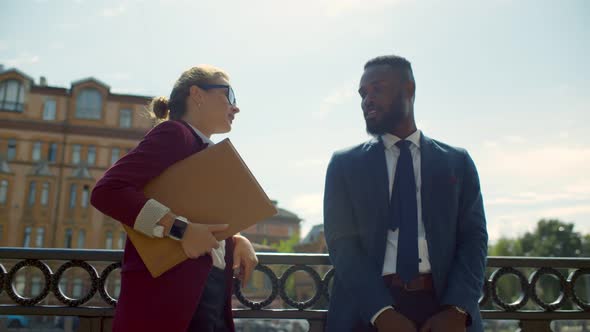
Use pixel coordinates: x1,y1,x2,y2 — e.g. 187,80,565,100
323,55,487,332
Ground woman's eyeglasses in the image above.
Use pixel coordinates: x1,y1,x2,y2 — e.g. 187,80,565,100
197,84,236,106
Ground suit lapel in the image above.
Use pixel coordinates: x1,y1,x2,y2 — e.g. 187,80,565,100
364,138,389,225
420,133,436,242
364,138,390,268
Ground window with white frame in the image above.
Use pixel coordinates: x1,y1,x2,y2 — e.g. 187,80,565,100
75,89,102,119
118,231,125,249
105,231,113,249
41,182,49,206
81,185,89,208
28,181,36,206
110,147,120,165
48,143,58,162
7,138,17,160
0,79,25,112
35,227,44,247
32,141,42,161
71,144,81,164
69,184,77,208
64,228,73,248
119,109,132,128
87,145,96,165
23,226,32,247
77,229,85,248
0,179,8,205
43,99,57,120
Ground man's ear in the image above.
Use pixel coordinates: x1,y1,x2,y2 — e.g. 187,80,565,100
405,80,416,102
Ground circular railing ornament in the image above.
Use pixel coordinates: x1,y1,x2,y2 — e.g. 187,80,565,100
234,264,279,310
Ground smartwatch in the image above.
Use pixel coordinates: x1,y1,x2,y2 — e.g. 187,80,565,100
168,216,189,241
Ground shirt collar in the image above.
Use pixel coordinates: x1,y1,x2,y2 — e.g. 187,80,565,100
187,123,214,145
381,129,421,150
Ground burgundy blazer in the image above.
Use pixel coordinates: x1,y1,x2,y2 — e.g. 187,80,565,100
91,120,236,332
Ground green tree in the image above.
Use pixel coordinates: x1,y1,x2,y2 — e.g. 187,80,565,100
519,219,583,257
488,219,587,311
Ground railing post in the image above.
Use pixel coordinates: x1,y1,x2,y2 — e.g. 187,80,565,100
78,317,103,332
519,319,552,332
308,319,325,332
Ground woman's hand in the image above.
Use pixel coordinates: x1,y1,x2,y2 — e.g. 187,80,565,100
180,223,229,259
232,234,258,287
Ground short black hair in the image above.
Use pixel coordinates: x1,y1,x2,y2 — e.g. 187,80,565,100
364,55,415,82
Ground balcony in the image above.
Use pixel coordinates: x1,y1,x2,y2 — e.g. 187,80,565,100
0,248,589,331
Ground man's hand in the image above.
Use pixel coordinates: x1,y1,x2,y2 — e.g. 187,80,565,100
232,234,258,288
374,308,416,332
419,307,467,332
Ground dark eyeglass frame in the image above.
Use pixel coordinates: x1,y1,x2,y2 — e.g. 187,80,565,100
196,84,236,106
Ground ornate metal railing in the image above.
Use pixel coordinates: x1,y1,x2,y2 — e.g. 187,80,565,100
0,248,589,332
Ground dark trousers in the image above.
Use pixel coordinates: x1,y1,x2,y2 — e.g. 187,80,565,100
353,287,440,331
187,267,229,332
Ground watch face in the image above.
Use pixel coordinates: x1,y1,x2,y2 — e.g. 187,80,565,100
169,218,188,240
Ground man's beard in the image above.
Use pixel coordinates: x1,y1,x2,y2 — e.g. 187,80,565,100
366,93,406,136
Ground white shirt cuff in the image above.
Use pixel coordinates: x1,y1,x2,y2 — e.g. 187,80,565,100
133,199,170,237
371,306,394,325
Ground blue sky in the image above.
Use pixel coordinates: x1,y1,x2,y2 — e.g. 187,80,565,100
2,0,589,242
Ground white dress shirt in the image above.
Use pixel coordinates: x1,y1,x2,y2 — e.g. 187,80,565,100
371,129,431,324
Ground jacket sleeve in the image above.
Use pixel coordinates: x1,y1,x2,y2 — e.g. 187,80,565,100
441,151,488,322
323,153,394,324
90,121,196,233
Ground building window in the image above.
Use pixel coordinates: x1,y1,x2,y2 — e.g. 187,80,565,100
87,145,96,165
114,279,121,298
32,141,42,161
77,229,86,248
71,144,81,164
81,185,89,208
0,224,3,241
64,228,73,248
35,227,44,247
15,275,25,295
75,88,102,119
119,109,132,128
7,138,16,160
23,226,32,247
31,276,42,297
28,181,36,206
43,99,57,120
41,182,49,206
118,232,125,249
0,179,8,204
0,79,25,112
105,231,113,249
69,184,77,208
48,143,58,162
72,278,83,298
110,147,120,165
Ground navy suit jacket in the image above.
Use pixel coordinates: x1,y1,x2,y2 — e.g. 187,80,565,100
323,133,487,332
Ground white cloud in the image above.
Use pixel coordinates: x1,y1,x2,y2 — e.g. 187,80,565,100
293,158,329,169
49,42,65,50
289,193,323,221
314,82,357,119
0,40,7,51
0,53,40,67
101,4,126,17
105,72,131,81
314,0,412,16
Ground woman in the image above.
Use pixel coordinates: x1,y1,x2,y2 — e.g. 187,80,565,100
91,65,258,332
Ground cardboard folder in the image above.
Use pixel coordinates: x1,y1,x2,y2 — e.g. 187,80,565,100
123,138,278,278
